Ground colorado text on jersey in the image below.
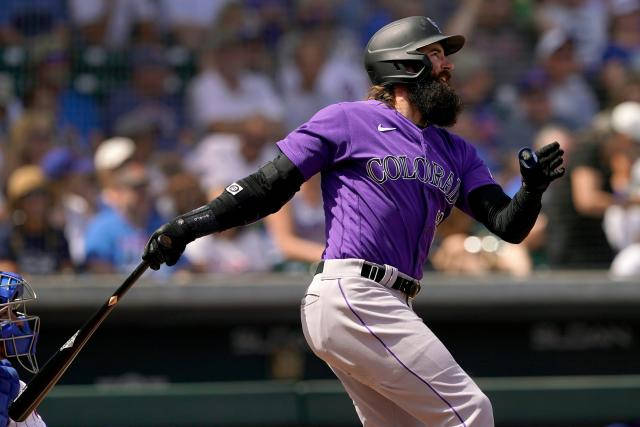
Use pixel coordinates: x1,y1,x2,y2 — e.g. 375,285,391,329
365,154,461,205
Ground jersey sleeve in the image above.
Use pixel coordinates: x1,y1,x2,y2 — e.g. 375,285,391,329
276,103,350,181
453,135,499,217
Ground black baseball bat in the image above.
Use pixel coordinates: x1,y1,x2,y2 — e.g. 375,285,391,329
9,261,149,421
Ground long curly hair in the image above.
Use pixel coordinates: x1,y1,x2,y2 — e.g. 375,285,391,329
366,84,395,108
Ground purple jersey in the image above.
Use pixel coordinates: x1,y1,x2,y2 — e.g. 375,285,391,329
276,100,496,279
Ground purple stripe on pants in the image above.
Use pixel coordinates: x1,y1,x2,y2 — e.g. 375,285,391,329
338,279,467,427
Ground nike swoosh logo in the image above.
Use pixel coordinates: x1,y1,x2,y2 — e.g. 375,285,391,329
377,124,397,132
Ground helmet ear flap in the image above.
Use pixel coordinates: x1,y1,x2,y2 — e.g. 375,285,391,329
368,57,431,85
402,55,432,77
394,57,432,83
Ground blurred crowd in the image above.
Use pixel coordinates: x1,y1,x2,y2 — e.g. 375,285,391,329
0,0,638,278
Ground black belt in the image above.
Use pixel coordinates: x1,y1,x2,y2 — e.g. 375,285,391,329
315,260,421,298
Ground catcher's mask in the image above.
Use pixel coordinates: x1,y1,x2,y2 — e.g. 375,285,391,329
364,16,465,85
0,272,39,373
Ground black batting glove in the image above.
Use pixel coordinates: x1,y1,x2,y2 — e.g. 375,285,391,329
142,218,193,270
518,142,565,193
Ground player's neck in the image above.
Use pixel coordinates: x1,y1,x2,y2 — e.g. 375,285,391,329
393,88,425,128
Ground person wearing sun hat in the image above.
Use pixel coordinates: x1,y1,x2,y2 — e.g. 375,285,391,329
0,165,72,274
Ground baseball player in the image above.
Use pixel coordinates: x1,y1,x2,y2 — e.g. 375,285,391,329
143,16,564,426
0,272,45,427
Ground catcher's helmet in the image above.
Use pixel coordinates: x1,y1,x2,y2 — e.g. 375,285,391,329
0,272,39,373
364,16,465,85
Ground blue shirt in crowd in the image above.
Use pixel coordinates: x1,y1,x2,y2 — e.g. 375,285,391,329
84,207,165,274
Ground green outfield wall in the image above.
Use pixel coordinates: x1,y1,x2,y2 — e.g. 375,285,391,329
37,375,640,426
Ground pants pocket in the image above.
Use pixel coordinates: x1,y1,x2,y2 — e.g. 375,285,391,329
300,293,320,308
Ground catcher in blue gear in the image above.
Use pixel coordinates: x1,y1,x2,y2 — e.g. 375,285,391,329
0,272,43,427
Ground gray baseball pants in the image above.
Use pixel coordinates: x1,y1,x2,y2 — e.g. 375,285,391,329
300,259,494,426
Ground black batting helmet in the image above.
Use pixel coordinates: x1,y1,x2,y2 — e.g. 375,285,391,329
364,16,465,85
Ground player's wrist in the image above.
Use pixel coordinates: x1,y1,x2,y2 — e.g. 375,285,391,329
520,180,548,195
521,180,549,197
175,204,219,241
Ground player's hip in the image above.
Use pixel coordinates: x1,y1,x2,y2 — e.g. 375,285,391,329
301,258,420,318
300,259,424,367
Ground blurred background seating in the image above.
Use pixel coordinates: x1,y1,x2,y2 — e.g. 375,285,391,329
0,0,638,278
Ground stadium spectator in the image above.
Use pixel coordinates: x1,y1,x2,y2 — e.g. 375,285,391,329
430,211,533,277
40,147,97,268
607,0,640,67
0,0,68,53
0,165,71,274
186,223,279,274
84,161,165,273
104,45,184,151
6,111,55,173
158,0,231,51
526,125,579,268
567,127,620,268
597,48,635,109
265,174,325,268
113,113,181,202
594,1,640,107
449,49,503,172
0,75,23,217
188,32,284,139
607,158,640,277
68,0,158,48
446,0,532,83
249,0,292,52
535,28,599,130
93,136,135,191
185,131,278,200
533,0,608,69
278,29,369,131
0,74,22,141
287,0,363,61
32,49,102,149
500,69,568,151
602,101,640,276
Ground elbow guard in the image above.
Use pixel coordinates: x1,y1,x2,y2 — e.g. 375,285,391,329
207,152,305,232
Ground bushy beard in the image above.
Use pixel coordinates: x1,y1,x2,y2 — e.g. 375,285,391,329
407,71,462,128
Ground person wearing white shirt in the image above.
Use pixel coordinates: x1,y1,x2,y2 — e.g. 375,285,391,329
188,33,284,138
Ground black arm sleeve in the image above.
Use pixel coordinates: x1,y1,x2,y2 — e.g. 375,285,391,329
468,184,543,244
177,151,305,240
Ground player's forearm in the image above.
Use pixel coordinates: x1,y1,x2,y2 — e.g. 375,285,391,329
144,152,305,270
468,184,542,244
176,152,305,240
